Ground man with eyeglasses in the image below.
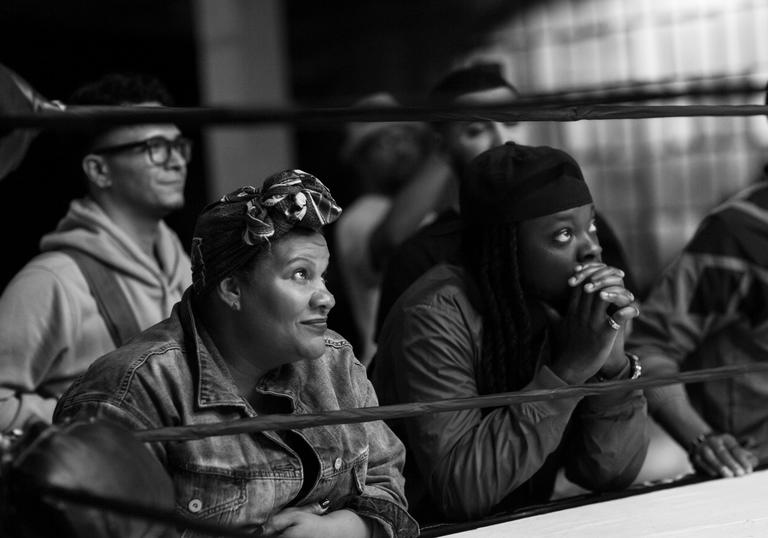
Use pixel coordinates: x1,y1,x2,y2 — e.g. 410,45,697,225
0,73,192,432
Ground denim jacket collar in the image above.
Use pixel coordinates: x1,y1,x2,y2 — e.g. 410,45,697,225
178,290,302,413
178,290,249,410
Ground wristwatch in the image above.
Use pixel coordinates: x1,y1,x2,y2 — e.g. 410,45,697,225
626,352,642,380
595,352,642,382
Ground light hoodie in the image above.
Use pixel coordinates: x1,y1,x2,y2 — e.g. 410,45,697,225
0,197,191,431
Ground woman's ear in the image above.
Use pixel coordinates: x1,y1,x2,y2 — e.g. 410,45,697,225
216,275,241,312
82,154,111,188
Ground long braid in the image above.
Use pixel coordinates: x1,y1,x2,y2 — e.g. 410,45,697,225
465,222,535,394
507,228,534,389
475,229,508,394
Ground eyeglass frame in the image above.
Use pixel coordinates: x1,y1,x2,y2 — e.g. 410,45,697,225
90,135,193,166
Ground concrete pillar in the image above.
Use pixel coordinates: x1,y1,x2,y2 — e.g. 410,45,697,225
193,0,293,198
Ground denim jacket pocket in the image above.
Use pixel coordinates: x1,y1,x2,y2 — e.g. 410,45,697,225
173,464,248,526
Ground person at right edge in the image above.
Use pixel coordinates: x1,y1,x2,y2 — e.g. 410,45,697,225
627,160,768,479
373,142,649,523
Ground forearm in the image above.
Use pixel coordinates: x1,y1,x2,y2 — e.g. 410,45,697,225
368,155,452,270
323,510,374,538
420,367,580,520
567,388,648,490
640,353,712,449
646,382,712,449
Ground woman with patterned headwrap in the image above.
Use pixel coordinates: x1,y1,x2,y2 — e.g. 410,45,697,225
374,143,649,524
54,170,418,538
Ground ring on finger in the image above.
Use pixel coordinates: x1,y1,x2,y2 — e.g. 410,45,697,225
606,316,621,331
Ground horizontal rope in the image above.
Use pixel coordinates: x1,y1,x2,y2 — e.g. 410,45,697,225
514,78,766,106
136,362,768,443
3,102,768,130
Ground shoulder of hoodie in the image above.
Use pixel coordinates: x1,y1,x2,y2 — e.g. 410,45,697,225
5,250,87,293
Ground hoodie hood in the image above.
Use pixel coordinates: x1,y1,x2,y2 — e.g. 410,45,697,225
40,197,190,292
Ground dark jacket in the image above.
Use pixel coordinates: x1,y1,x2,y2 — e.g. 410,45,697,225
373,264,648,523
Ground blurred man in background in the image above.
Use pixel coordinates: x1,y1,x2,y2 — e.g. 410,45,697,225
335,92,450,365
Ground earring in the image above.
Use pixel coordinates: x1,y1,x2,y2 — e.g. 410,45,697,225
231,300,240,311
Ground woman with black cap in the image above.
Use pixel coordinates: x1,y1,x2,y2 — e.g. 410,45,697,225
374,142,649,524
54,170,418,538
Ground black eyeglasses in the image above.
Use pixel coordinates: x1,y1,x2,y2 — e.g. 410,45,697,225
91,136,192,165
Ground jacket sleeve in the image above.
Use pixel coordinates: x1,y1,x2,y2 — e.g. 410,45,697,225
344,356,419,538
564,376,648,491
54,386,169,464
628,241,743,411
392,301,582,521
0,264,77,431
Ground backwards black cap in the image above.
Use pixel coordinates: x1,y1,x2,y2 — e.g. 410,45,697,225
429,63,519,105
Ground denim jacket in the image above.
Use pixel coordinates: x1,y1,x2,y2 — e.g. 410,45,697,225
54,292,418,537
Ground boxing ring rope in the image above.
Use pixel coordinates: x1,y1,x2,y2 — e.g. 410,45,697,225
136,363,768,442
507,73,765,105
3,102,768,131
33,363,768,538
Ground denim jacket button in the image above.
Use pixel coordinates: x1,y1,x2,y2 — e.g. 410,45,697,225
333,457,342,470
188,499,203,513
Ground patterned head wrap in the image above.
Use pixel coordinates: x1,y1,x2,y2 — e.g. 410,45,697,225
191,169,342,294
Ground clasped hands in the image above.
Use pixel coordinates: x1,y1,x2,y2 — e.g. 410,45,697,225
548,262,639,384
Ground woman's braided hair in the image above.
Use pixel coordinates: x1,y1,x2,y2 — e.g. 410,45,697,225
459,143,593,395
463,220,535,395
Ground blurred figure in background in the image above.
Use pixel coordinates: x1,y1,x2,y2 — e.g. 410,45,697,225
0,73,192,432
374,63,636,342
335,92,451,365
629,170,768,479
